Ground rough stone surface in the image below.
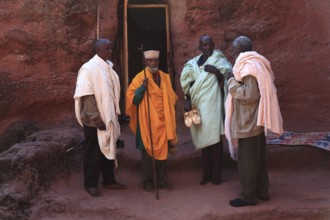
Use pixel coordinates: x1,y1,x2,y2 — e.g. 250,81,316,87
0,0,329,134
0,0,118,134
0,127,83,219
0,1,330,219
1,125,329,219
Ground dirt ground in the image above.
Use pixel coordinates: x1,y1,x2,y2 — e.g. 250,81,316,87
28,124,330,220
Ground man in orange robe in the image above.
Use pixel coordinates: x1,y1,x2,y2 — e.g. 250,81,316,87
126,50,177,191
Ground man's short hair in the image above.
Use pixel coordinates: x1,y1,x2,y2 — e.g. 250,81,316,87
232,36,252,52
93,38,111,51
199,34,214,45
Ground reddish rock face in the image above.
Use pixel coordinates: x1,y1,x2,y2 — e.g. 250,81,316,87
0,0,118,133
172,0,330,132
0,0,329,134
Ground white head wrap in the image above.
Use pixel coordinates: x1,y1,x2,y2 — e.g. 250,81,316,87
144,50,160,59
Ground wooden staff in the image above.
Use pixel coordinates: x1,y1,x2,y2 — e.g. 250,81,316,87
96,0,100,39
138,44,159,200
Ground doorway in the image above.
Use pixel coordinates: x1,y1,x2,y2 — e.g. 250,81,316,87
122,0,173,94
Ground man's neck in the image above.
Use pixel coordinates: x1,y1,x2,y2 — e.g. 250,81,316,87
198,54,209,66
152,72,160,86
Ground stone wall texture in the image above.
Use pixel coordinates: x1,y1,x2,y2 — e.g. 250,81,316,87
0,0,329,134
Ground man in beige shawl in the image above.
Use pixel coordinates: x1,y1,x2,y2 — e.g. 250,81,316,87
74,38,126,197
180,35,232,186
224,36,283,207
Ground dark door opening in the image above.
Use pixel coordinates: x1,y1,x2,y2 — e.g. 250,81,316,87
127,6,168,82
121,1,172,113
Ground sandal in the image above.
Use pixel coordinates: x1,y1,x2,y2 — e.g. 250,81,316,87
168,145,177,155
184,111,193,127
191,107,201,125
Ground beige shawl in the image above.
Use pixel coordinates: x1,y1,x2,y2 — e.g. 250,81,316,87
74,55,121,160
225,51,283,159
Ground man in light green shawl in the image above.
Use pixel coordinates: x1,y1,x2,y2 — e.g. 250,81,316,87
180,35,232,186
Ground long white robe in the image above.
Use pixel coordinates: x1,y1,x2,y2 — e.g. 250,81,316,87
73,55,121,159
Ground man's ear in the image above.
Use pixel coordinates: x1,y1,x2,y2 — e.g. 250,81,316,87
143,59,147,66
94,47,100,55
198,44,202,51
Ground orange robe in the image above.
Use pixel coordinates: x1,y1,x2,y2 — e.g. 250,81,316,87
126,68,177,160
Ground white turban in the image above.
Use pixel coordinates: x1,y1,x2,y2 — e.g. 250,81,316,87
144,50,160,59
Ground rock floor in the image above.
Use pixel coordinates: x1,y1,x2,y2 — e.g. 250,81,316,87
28,124,330,220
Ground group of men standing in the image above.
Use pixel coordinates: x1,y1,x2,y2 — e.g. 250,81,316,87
73,34,283,207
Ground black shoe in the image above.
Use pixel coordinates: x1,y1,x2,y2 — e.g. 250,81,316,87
199,179,210,185
229,198,257,207
85,187,100,197
103,182,127,190
143,183,154,192
143,180,155,192
212,180,221,185
158,183,171,191
258,196,270,201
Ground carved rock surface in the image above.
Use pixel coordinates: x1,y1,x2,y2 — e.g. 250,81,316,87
1,0,329,134
0,127,83,219
1,1,329,219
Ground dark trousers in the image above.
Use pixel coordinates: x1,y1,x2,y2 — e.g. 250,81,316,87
201,141,223,182
141,150,167,187
83,125,116,188
238,132,269,203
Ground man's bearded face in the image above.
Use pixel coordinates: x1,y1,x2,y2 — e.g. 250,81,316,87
147,66,159,73
199,37,215,58
145,58,159,73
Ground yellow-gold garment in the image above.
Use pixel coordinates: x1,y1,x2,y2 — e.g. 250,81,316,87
126,68,177,160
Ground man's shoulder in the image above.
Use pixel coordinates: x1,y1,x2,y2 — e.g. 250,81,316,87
80,57,96,69
183,55,200,67
190,54,202,62
159,70,173,80
213,49,227,58
159,70,169,75
128,70,145,84
133,70,145,78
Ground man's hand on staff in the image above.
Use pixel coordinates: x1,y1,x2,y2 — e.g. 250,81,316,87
143,78,149,89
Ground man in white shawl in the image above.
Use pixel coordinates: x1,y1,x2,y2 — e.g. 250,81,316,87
180,35,232,186
73,38,126,197
224,36,283,207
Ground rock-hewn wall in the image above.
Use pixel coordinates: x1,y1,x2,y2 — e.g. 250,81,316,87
0,0,329,135
0,0,118,134
171,0,330,132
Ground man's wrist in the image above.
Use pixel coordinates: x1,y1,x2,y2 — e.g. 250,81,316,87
227,77,235,84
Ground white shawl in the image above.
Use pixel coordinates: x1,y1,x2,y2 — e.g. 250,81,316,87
74,55,121,160
225,51,283,160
